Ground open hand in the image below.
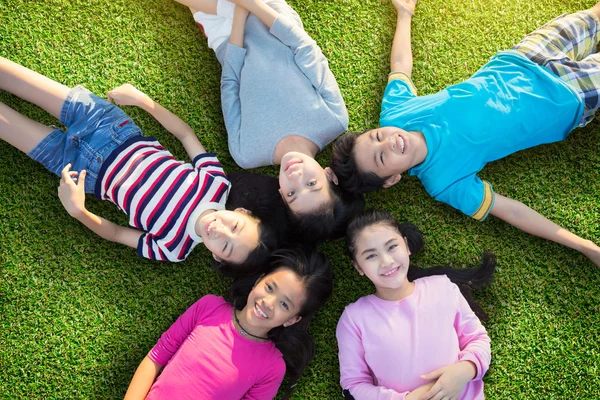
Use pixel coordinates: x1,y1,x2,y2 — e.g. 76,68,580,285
419,361,476,400
107,83,147,107
581,240,600,267
392,0,417,16
58,163,87,218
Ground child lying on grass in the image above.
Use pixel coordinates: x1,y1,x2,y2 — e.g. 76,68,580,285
330,0,600,266
0,57,276,273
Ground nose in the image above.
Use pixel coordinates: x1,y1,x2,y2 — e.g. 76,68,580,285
213,221,230,239
263,296,275,311
388,135,396,151
381,252,394,268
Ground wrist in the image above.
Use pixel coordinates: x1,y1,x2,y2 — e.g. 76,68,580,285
459,360,477,381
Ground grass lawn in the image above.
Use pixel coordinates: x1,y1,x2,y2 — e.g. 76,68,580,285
1,0,599,398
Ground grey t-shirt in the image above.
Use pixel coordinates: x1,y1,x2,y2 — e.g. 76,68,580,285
216,0,348,168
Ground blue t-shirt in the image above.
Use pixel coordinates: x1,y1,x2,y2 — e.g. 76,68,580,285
380,50,584,220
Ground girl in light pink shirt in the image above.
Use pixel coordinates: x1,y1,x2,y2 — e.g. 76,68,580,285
337,209,494,400
125,248,333,400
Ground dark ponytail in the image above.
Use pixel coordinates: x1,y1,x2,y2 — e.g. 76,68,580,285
227,247,333,399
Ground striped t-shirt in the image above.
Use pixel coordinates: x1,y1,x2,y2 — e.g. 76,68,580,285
95,136,230,262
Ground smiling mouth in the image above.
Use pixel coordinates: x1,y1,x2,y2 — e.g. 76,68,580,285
205,219,216,236
254,303,268,319
397,135,405,154
381,266,401,277
285,159,302,172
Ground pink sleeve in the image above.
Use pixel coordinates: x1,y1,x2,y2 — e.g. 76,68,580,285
242,357,285,400
451,283,492,381
148,295,221,366
336,309,408,400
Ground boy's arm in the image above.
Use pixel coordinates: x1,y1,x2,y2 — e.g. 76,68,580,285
123,356,163,400
390,0,416,76
491,194,600,267
107,84,206,160
58,165,143,249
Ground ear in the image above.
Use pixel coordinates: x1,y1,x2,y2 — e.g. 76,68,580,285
383,174,402,188
353,261,365,276
324,167,339,186
212,253,222,263
403,236,411,256
283,315,302,328
234,207,251,215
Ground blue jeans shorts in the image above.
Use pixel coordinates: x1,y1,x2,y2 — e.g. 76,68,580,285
27,86,142,194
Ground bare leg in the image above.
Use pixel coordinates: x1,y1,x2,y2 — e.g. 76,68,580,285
0,102,55,154
173,0,218,15
0,57,70,120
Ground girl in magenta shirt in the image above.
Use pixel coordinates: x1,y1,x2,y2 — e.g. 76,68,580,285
125,248,333,399
337,209,493,400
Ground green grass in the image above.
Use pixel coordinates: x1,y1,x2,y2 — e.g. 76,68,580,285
1,0,599,398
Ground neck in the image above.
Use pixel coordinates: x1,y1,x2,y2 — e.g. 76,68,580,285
273,135,319,165
411,130,428,168
235,306,270,341
375,278,415,302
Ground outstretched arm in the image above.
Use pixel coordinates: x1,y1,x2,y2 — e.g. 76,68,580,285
390,0,416,76
490,194,600,267
107,84,207,160
123,356,163,400
58,164,143,249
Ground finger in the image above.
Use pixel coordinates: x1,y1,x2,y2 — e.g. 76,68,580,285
77,170,87,187
421,367,445,380
69,171,79,176
107,92,114,103
420,382,442,400
61,163,72,177
430,392,446,400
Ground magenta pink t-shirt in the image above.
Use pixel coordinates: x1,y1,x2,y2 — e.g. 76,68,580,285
147,295,285,400
336,275,491,399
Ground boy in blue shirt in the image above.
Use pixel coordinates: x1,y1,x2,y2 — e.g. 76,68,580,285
330,0,600,266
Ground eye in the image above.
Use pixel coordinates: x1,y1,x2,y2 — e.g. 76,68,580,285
280,301,289,311
266,283,273,293
376,132,381,142
287,190,295,197
365,253,377,260
307,180,316,187
232,222,239,233
388,244,398,251
222,242,228,253
380,152,384,165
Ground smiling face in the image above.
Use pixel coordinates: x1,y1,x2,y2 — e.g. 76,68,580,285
198,208,260,264
353,127,427,183
278,152,333,214
352,223,413,298
241,268,306,332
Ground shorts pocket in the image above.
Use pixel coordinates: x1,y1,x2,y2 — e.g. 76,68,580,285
110,115,141,144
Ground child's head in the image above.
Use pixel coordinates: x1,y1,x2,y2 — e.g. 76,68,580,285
331,127,420,194
345,209,424,291
199,208,278,277
279,152,365,242
229,247,333,398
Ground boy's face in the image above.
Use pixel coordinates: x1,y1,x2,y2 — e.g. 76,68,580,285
353,127,421,183
278,152,333,214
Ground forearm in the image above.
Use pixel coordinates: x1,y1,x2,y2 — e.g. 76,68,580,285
406,382,435,400
124,356,163,400
390,13,413,75
238,0,278,28
229,5,249,47
74,209,141,249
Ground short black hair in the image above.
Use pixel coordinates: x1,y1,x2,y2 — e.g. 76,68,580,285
330,130,390,194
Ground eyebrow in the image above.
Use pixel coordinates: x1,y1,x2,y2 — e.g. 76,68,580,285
271,281,296,309
370,132,379,168
360,238,397,255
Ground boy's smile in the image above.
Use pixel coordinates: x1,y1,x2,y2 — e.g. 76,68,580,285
354,126,427,180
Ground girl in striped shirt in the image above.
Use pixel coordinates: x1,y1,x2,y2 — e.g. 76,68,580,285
0,57,276,272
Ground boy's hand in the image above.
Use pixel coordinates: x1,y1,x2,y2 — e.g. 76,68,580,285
107,84,148,107
392,0,416,17
58,163,87,218
419,361,476,400
581,240,600,267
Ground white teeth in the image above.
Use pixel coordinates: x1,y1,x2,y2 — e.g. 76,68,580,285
255,304,267,318
382,267,399,276
399,137,405,153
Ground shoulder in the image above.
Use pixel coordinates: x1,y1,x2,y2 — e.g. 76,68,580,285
337,296,374,327
416,275,455,293
194,295,231,314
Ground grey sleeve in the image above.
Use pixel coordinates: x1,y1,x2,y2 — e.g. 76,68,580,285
269,15,348,130
220,44,246,165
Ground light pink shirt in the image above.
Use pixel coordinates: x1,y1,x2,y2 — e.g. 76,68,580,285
147,295,285,400
336,275,491,400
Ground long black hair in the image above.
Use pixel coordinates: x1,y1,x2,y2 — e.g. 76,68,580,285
227,247,333,399
285,182,365,245
346,209,495,321
211,172,283,277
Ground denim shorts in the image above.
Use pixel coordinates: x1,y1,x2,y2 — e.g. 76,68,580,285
28,86,142,194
